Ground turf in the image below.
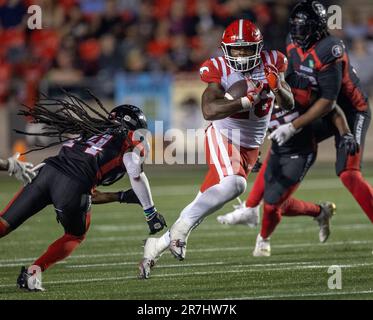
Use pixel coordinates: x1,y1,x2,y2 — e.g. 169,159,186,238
0,163,373,300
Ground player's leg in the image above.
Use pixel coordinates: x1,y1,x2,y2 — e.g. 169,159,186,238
169,126,258,260
17,170,92,291
217,150,269,226
30,174,92,273
254,152,317,256
281,198,336,243
139,126,258,278
0,166,52,239
337,109,373,222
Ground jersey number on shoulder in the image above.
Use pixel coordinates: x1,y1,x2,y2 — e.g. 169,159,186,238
64,134,113,156
85,134,113,156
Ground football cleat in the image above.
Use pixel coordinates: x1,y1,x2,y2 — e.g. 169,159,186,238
315,201,336,243
253,234,271,257
169,218,192,261
146,212,167,235
138,237,168,279
16,266,45,292
169,239,187,261
138,258,155,280
217,199,260,227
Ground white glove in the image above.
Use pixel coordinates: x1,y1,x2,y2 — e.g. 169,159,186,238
7,153,36,185
268,123,299,146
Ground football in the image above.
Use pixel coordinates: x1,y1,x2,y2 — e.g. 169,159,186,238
224,79,258,100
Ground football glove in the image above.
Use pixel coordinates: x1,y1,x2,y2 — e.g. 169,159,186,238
146,210,167,235
264,64,280,93
268,123,298,146
7,153,36,185
339,133,359,156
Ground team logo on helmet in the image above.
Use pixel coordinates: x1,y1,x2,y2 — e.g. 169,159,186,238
252,29,261,38
312,1,326,16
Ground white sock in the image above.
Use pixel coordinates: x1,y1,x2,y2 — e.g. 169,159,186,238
180,175,247,227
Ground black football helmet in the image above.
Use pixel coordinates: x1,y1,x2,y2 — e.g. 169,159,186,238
108,104,148,131
289,0,328,49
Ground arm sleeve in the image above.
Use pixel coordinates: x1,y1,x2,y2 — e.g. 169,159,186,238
122,152,154,210
127,172,154,210
317,60,343,100
199,59,221,84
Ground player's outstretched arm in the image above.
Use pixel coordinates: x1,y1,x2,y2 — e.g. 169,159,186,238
92,189,141,205
122,152,167,234
330,106,359,156
201,83,250,120
292,97,335,130
330,105,351,136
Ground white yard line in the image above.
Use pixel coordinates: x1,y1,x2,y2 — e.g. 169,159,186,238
65,261,225,269
223,289,373,300
1,263,373,293
1,240,372,266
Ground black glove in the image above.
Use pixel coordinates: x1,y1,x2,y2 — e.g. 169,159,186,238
118,189,141,205
146,212,167,235
339,133,360,156
252,151,262,173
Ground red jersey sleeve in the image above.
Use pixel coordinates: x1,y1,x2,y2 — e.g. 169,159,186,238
274,51,288,73
199,59,222,84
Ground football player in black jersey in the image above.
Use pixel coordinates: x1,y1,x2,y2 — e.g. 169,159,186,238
0,92,166,291
267,0,373,224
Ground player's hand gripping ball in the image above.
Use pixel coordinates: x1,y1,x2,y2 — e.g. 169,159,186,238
264,64,280,93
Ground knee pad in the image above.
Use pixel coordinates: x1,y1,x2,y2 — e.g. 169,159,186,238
0,218,10,238
225,175,247,197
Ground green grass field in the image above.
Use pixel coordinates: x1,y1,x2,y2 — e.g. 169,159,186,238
1,163,373,300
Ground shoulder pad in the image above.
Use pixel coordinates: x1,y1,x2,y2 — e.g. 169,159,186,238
199,58,222,84
315,36,345,66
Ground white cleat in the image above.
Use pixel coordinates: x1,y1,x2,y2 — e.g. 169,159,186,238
315,201,336,243
217,201,260,228
169,239,187,261
138,237,164,279
169,219,192,261
253,234,271,257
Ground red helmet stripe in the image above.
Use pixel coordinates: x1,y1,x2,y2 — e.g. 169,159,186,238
239,19,243,39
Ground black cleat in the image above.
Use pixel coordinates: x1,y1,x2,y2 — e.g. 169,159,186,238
146,212,167,235
16,266,45,292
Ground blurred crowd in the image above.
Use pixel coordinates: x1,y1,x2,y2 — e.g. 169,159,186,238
0,0,373,106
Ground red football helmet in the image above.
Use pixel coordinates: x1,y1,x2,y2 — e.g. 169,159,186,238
221,19,264,72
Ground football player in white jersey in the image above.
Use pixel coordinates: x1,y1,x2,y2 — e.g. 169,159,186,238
138,19,294,279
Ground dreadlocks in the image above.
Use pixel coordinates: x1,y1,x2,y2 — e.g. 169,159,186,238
16,90,124,154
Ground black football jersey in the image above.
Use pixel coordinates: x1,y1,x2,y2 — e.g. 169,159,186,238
286,34,368,115
46,132,136,190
